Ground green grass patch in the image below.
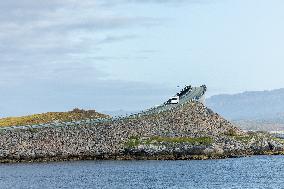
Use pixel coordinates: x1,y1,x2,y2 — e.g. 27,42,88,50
224,129,256,144
272,137,284,144
233,135,254,143
125,136,213,148
149,136,213,145
125,136,140,148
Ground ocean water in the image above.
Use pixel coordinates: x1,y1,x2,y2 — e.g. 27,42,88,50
0,156,284,189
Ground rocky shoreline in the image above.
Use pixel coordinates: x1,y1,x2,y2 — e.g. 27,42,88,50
0,101,283,163
1,150,283,164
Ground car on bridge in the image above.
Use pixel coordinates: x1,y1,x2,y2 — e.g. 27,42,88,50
168,96,180,104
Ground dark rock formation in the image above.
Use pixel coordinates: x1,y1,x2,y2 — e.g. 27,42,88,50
0,101,283,163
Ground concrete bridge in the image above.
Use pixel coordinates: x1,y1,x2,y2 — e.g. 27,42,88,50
133,85,207,117
0,85,207,130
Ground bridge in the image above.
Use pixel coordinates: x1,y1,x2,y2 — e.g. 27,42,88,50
125,85,207,118
0,85,207,130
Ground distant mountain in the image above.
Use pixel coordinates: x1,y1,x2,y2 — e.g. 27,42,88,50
206,88,284,131
206,88,284,120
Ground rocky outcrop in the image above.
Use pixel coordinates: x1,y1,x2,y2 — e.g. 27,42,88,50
0,101,283,163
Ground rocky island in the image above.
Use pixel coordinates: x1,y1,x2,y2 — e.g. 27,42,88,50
0,85,283,163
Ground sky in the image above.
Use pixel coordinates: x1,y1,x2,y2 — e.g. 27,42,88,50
1,0,284,117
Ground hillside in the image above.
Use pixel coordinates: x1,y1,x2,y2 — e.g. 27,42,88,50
0,100,283,163
0,108,109,127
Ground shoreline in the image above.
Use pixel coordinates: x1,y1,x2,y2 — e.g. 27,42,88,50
1,151,283,164
1,101,284,165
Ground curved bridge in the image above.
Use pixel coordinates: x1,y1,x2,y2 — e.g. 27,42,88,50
0,85,207,129
130,85,207,117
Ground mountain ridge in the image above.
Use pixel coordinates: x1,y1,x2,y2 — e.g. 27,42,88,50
207,88,284,120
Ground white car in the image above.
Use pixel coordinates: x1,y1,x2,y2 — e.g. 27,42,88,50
169,96,179,104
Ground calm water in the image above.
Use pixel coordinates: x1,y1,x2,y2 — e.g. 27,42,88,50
0,156,284,189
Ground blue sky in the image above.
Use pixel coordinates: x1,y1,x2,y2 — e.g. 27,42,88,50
1,0,284,117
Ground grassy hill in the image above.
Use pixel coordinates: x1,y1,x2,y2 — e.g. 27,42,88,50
0,108,110,127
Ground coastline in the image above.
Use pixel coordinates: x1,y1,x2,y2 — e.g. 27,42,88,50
1,151,284,164
0,102,283,164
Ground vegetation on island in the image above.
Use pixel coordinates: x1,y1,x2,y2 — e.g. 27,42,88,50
125,136,213,148
0,108,110,127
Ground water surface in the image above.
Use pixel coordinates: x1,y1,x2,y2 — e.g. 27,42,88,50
0,156,283,189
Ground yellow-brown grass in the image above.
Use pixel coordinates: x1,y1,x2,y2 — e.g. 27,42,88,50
0,108,110,127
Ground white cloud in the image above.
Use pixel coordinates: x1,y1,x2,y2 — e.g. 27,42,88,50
0,0,160,67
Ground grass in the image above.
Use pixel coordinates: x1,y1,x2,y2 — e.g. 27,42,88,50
272,137,284,144
233,136,254,143
226,131,275,144
224,129,255,143
125,136,213,148
149,136,213,145
125,136,141,148
0,108,110,127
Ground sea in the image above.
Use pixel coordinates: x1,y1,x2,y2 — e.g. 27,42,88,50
0,156,284,189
